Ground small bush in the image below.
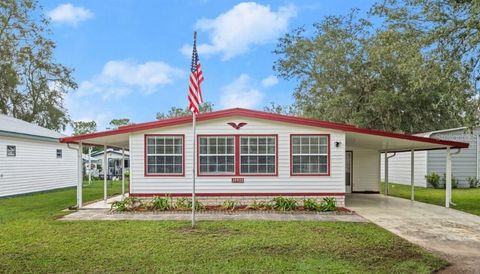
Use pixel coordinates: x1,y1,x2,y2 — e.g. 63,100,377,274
174,197,204,210
271,196,297,211
425,172,441,189
147,196,172,211
246,200,271,210
111,197,142,212
222,200,238,211
320,197,336,212
467,177,480,188
303,199,320,211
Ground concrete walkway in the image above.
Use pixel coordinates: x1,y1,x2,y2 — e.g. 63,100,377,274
346,194,480,273
61,209,367,222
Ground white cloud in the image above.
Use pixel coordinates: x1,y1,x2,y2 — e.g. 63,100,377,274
261,75,278,88
77,59,184,100
47,3,93,26
182,2,297,60
220,74,264,108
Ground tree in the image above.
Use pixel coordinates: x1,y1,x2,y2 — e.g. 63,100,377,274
263,102,298,116
274,10,475,133
109,118,130,129
0,0,77,131
72,121,97,136
156,102,214,120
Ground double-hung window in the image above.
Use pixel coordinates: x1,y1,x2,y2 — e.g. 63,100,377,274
291,135,329,175
240,136,276,175
199,136,235,175
146,135,183,175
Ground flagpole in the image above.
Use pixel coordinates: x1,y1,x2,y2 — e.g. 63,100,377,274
192,106,196,228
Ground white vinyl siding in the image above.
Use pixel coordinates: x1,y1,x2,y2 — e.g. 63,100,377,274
129,116,346,195
380,151,427,187
0,136,77,197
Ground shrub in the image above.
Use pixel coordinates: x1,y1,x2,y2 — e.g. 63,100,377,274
271,197,297,211
320,197,336,212
174,197,204,210
246,200,271,210
467,177,480,188
222,200,238,211
111,197,142,212
303,199,320,211
147,196,172,211
425,172,441,189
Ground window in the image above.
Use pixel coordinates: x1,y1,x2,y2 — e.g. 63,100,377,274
7,145,16,157
199,136,235,175
291,135,329,175
56,149,62,158
240,136,276,174
146,135,183,175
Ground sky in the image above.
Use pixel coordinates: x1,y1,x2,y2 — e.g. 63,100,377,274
40,0,376,133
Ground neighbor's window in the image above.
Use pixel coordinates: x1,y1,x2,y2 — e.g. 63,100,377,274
146,135,183,175
240,136,276,174
7,145,16,157
56,149,62,158
291,135,329,175
199,136,235,174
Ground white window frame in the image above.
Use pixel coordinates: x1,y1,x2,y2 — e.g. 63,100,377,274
198,136,235,175
291,135,329,175
239,136,277,175
145,135,184,176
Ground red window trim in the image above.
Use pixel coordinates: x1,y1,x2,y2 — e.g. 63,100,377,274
144,134,185,177
197,134,279,177
290,134,331,176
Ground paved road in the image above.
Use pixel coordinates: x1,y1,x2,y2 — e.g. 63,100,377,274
346,194,480,273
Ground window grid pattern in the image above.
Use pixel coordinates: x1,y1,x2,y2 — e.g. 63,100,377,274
146,136,183,175
292,135,328,174
240,136,276,174
199,136,235,174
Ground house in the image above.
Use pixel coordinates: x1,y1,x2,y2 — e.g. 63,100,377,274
90,148,130,179
0,114,78,197
381,127,479,188
60,108,468,208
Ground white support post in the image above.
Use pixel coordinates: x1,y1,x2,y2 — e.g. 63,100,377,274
384,152,389,196
88,146,92,185
411,149,414,201
446,147,452,208
103,144,107,203
121,147,125,198
77,142,83,208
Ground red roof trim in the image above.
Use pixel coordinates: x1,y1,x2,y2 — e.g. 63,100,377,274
60,108,469,149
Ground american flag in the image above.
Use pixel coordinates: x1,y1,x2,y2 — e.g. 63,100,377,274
188,32,204,114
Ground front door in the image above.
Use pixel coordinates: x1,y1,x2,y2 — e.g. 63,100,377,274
345,151,353,193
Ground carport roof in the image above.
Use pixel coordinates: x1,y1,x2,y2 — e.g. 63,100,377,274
60,108,469,151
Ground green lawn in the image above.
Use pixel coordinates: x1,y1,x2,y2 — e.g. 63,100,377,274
381,182,480,216
0,181,448,273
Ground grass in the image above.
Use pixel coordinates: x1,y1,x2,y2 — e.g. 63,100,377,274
381,182,480,216
0,181,448,273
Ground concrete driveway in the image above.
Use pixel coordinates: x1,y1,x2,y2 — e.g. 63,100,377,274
346,194,480,273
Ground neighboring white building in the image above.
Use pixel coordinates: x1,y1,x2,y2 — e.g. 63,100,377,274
0,115,78,197
90,148,130,178
381,127,479,187
60,108,468,207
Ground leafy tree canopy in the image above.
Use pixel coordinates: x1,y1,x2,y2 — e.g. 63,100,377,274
156,102,214,120
0,0,77,131
72,121,96,136
274,9,476,133
109,118,130,129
